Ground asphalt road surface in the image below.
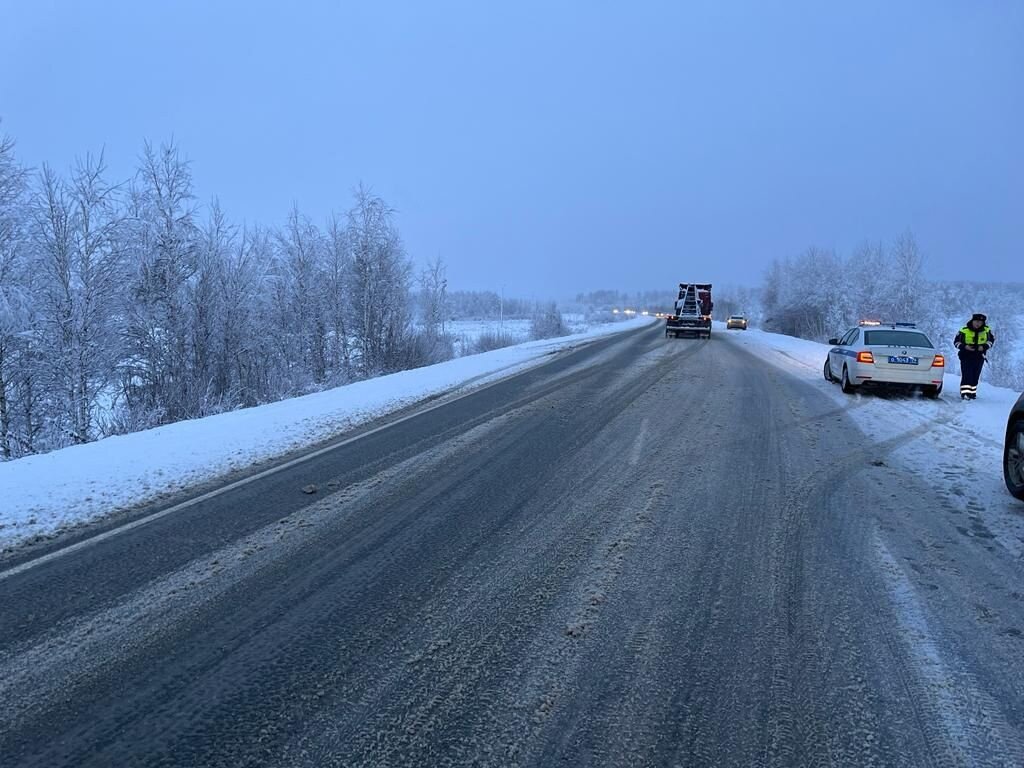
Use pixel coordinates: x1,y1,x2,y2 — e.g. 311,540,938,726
2,324,1023,767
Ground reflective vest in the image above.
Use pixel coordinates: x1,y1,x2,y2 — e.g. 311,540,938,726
960,326,991,346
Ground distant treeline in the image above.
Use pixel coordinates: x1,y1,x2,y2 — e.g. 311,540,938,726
574,289,673,313
441,290,533,320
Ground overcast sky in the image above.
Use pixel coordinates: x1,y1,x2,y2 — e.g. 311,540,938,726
2,0,1021,297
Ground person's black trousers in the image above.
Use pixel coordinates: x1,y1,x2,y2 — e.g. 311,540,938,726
959,351,985,398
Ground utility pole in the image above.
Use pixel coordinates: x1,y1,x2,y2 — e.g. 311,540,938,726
500,284,505,337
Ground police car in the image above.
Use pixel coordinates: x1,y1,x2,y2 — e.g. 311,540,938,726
823,321,944,398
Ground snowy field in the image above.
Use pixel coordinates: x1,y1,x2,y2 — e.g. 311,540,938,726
446,314,589,357
2,318,1021,555
722,325,1024,557
447,318,532,357
0,318,652,552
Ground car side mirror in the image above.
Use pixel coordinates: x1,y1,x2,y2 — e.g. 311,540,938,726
828,338,840,345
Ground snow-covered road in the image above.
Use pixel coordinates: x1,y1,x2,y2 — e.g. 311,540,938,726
2,323,1024,766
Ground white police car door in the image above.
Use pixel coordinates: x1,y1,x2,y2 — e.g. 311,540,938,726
830,328,857,378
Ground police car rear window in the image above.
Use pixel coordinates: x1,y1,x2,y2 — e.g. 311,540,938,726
863,330,932,347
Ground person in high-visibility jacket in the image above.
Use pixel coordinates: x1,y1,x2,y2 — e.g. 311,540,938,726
954,313,995,400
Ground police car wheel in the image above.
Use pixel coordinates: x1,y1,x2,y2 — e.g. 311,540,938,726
923,385,942,399
823,359,834,383
841,366,857,394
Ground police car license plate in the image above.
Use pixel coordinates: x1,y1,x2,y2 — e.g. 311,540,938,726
888,356,918,365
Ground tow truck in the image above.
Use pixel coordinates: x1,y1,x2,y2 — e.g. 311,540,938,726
665,283,713,339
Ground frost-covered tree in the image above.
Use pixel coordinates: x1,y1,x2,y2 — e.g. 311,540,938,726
0,128,29,458
889,231,927,323
419,256,448,334
29,166,74,444
31,166,78,444
220,225,274,406
272,206,328,388
70,156,125,436
418,255,454,363
189,199,233,413
846,241,889,320
27,155,125,445
762,247,846,338
346,186,413,375
122,140,200,424
530,301,567,340
324,212,352,381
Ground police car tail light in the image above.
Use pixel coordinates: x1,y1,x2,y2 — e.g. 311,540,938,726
856,351,875,364
932,354,945,368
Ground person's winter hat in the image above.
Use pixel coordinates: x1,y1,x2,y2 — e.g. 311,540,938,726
971,313,987,323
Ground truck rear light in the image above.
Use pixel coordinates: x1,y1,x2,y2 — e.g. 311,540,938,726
856,351,875,364
932,354,945,368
